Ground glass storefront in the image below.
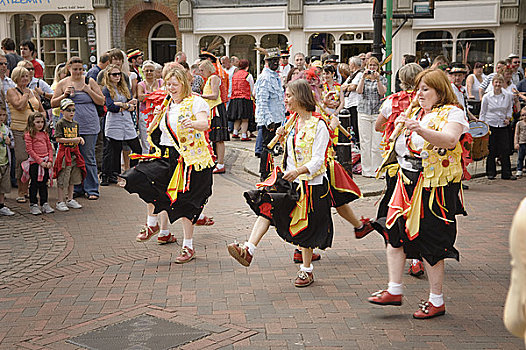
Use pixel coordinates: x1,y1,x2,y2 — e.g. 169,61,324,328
308,33,335,58
416,30,453,64
455,29,495,70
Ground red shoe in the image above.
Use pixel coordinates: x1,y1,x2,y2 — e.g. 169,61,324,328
293,249,321,263
175,246,195,264
213,167,225,174
232,134,240,139
240,137,250,141
355,217,374,239
413,300,445,319
408,260,425,277
227,242,253,267
368,290,402,306
195,215,214,226
136,224,159,242
294,270,314,287
157,233,177,245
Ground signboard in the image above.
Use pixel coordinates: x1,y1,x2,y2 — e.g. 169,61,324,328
0,0,93,12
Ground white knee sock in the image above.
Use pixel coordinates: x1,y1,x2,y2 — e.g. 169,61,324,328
183,239,193,250
429,293,444,307
233,129,239,136
241,133,247,139
147,215,158,227
245,242,256,256
159,229,170,237
300,264,313,273
387,282,403,295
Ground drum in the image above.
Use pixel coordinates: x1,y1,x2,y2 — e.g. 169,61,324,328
467,99,481,116
468,120,490,161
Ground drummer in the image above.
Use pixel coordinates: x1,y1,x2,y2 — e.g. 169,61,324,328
448,63,478,121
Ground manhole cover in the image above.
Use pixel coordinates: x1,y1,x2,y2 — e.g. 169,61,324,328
66,314,210,350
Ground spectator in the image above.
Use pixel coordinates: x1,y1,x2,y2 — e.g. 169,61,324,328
0,105,14,216
86,52,110,82
137,60,163,154
466,62,486,101
394,54,416,92
51,56,105,200
100,64,142,186
338,63,350,83
430,55,449,70
479,74,516,180
341,56,363,146
1,38,22,75
228,59,254,141
279,49,294,86
356,56,387,177
174,51,187,65
22,111,54,215
478,60,507,100
294,52,306,71
285,66,301,85
0,54,15,123
514,107,526,177
230,56,240,68
19,40,43,79
6,66,44,202
321,64,344,116
127,48,144,83
18,60,53,114
154,63,163,80
509,54,524,86
190,63,204,94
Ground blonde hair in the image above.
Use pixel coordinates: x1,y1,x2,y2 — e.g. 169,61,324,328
17,59,33,69
412,69,459,109
367,57,381,71
286,79,316,112
101,64,131,100
399,63,424,91
11,66,29,84
53,64,68,86
199,60,216,76
164,67,192,99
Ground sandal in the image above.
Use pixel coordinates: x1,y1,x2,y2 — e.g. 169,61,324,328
16,197,27,203
195,215,214,226
86,194,99,200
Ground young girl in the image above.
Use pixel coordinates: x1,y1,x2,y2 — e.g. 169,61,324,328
23,112,54,215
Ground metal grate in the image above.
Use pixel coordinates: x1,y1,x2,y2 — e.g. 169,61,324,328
66,314,210,350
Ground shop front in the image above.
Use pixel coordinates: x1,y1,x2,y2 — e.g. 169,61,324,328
0,0,111,83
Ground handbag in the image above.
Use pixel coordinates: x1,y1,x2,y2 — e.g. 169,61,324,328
36,80,52,110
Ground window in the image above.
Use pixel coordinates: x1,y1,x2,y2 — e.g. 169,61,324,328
199,35,225,58
456,29,495,69
229,35,256,76
10,14,36,44
150,23,177,65
70,13,97,66
416,30,453,63
308,33,335,58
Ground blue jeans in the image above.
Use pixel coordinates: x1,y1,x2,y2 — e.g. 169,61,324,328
255,125,264,156
518,144,526,171
75,134,100,197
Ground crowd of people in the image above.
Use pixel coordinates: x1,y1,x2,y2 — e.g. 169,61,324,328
0,34,525,320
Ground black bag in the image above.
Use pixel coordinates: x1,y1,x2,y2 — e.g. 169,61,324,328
36,80,52,110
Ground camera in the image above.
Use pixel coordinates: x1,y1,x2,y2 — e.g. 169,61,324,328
366,69,374,75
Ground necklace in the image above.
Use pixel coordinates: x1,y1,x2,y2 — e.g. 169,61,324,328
144,79,157,93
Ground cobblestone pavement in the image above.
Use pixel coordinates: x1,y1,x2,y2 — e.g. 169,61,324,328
0,144,524,349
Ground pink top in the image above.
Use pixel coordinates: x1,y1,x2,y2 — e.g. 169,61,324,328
24,131,53,165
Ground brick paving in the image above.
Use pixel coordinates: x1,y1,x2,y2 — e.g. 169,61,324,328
0,143,524,349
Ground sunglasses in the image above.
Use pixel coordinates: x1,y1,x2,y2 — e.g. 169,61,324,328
144,69,154,73
0,62,7,66
26,67,34,71
109,72,121,77
64,108,75,112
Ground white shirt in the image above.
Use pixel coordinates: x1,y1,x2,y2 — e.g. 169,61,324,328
28,77,53,94
285,118,330,185
479,91,514,128
279,64,292,86
344,72,363,108
394,106,469,172
159,96,210,146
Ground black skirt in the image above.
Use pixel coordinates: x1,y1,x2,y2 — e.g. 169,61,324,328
379,168,466,266
122,146,213,224
209,103,230,142
244,178,334,250
227,98,254,121
327,162,360,208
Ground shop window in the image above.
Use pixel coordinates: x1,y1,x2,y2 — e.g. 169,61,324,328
10,14,36,45
340,33,355,41
260,34,288,50
416,30,453,64
70,13,97,68
308,33,335,58
199,35,225,58
39,14,66,82
456,29,495,70
150,22,177,65
229,35,256,76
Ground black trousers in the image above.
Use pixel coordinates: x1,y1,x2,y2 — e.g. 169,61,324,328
102,137,142,177
29,163,49,205
487,126,512,178
259,124,276,181
343,106,360,147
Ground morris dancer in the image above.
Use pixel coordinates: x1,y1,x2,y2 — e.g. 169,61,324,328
122,67,214,263
368,69,468,319
227,79,332,287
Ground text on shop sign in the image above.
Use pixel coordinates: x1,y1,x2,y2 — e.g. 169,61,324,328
0,0,50,5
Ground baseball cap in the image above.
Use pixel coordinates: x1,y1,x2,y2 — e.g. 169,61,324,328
60,98,75,110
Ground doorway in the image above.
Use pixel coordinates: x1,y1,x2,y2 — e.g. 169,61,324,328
149,22,177,65
341,43,372,63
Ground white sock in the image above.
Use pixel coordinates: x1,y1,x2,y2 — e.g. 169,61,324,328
300,264,313,273
355,223,364,229
147,215,158,227
412,259,420,265
387,282,403,295
198,213,205,220
245,241,256,256
429,292,444,307
216,163,224,169
183,239,193,250
241,133,247,139
233,129,239,136
159,229,170,237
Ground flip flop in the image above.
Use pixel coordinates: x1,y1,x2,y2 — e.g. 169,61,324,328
16,197,27,203
195,215,214,226
86,194,99,200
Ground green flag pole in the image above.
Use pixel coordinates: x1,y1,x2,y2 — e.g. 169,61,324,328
386,0,393,95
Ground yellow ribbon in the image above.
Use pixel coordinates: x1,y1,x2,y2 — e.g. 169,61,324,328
289,183,309,237
166,157,185,204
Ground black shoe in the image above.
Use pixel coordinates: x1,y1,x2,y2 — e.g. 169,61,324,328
462,184,469,190
487,176,496,180
100,176,110,186
73,191,84,198
109,175,119,184
503,176,517,180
